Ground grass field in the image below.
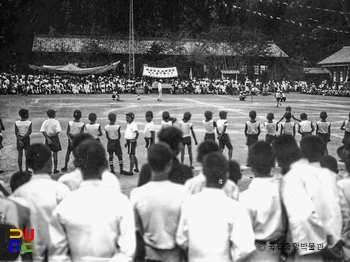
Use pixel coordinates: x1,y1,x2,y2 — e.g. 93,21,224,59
0,92,349,196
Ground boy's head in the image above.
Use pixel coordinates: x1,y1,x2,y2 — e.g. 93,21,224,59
273,135,301,175
183,112,191,121
204,111,213,120
197,140,220,163
19,109,29,119
300,135,325,162
320,155,339,174
266,112,274,121
248,141,274,176
284,112,292,120
88,112,97,122
72,133,94,158
286,106,292,112
145,111,153,122
337,143,350,173
47,109,56,118
300,113,307,120
202,152,228,188
10,171,32,192
126,112,135,123
162,111,170,121
73,110,82,120
27,143,52,173
228,160,242,184
108,112,116,123
249,110,257,119
219,111,228,119
157,126,183,155
148,143,173,174
74,139,107,179
320,111,328,119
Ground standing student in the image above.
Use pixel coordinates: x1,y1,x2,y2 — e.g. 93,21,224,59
244,110,260,148
124,112,139,176
298,112,314,139
202,111,216,141
144,111,156,149
157,79,162,102
105,112,124,175
264,112,278,146
161,111,177,128
316,111,331,155
0,117,5,173
84,112,102,141
179,112,198,169
340,113,350,145
280,112,295,138
15,109,32,172
61,110,85,172
217,111,233,160
40,109,62,174
277,106,301,125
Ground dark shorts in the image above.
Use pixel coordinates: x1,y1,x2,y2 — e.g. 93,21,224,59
265,134,276,145
182,136,191,146
107,139,122,155
246,134,259,146
276,97,281,102
204,133,215,141
127,140,137,155
46,135,62,152
342,131,350,145
0,136,3,149
144,137,154,148
281,97,286,102
218,134,233,150
17,136,30,151
301,132,312,139
318,133,331,143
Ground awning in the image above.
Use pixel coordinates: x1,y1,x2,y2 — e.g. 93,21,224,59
142,66,178,78
29,61,120,75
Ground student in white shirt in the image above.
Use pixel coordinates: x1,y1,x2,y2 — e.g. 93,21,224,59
202,111,216,141
217,111,233,160
161,111,177,129
84,112,102,141
179,112,198,169
144,111,155,149
264,112,278,146
131,143,187,262
177,152,255,262
15,108,32,172
124,112,139,176
298,112,314,139
49,139,135,262
240,141,286,262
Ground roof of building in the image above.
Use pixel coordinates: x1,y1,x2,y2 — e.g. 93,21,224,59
303,67,329,74
32,35,288,58
318,46,350,66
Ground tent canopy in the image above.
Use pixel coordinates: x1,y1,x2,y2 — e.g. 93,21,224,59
29,61,120,75
142,66,178,78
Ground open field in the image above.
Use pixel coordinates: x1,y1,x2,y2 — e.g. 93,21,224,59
0,92,349,196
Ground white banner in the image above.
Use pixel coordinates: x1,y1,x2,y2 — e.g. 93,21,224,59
142,66,178,78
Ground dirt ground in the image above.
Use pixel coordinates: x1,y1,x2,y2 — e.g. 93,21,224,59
0,92,349,196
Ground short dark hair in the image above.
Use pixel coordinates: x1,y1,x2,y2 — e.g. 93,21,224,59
249,110,257,119
88,112,97,122
73,110,82,120
228,160,242,184
27,143,52,172
148,143,173,172
273,135,301,175
320,155,338,174
72,133,94,157
74,140,107,178
197,140,220,163
202,152,228,187
320,111,327,119
10,171,32,192
19,109,29,118
162,111,170,121
284,112,292,120
145,111,153,118
157,126,183,152
300,113,307,120
300,135,325,162
248,141,274,175
108,112,116,122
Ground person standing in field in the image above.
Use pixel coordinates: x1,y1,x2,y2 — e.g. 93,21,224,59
15,109,32,172
157,79,163,102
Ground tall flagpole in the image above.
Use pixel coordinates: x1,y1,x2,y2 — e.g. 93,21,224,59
128,0,135,79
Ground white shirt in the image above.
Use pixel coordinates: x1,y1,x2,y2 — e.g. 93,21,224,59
15,120,32,136
84,123,101,139
240,177,286,241
130,181,186,249
265,121,277,136
176,188,255,262
12,174,70,261
281,121,294,135
217,119,228,134
299,120,313,133
124,122,138,140
40,118,62,137
161,120,173,129
158,82,162,92
68,121,85,137
105,124,121,140
179,121,192,137
144,121,155,138
49,180,135,262
281,159,343,255
202,119,215,134
245,121,260,135
317,121,331,134
58,168,120,191
343,120,350,132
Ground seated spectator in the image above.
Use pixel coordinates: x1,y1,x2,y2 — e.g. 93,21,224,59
49,139,135,261
10,171,32,192
320,155,339,174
